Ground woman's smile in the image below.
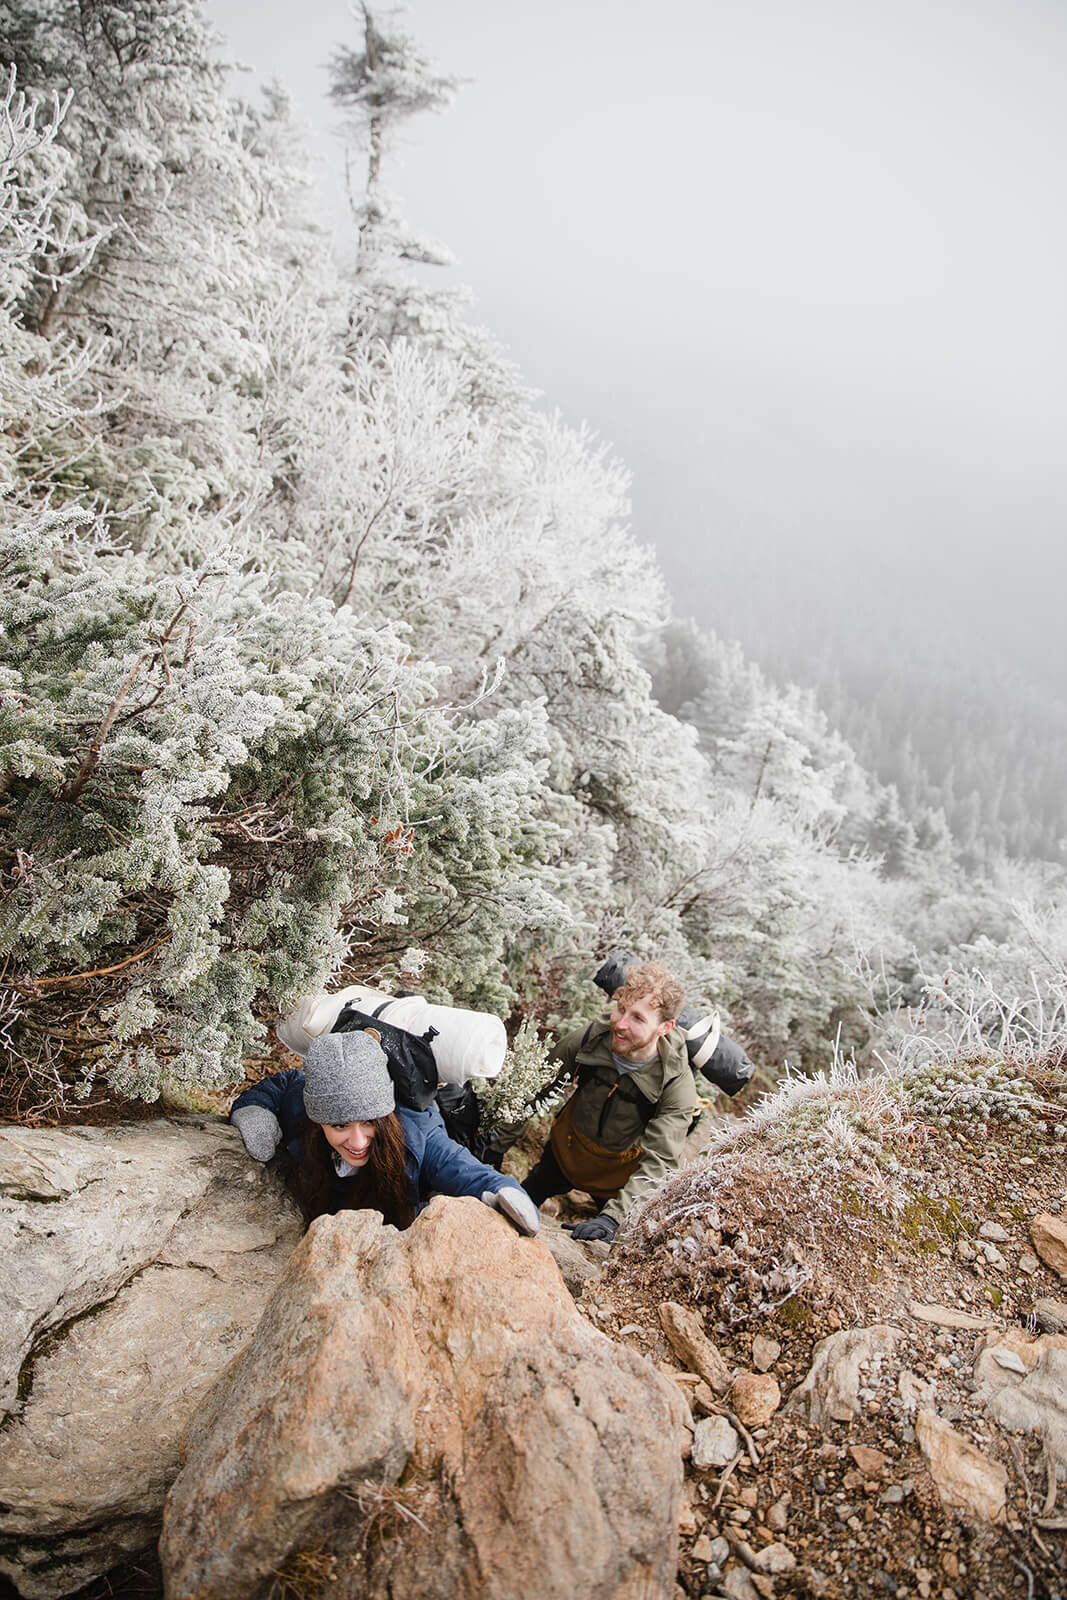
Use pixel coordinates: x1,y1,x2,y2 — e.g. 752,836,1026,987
322,1119,377,1167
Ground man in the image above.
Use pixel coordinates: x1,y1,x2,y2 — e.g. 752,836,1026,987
522,961,699,1243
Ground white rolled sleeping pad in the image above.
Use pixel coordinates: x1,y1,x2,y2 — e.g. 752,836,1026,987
276,985,507,1086
682,1009,721,1070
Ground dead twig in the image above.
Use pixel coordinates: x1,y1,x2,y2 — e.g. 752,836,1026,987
1009,1436,1036,1518
1041,1437,1058,1517
711,1450,744,1509
1011,1556,1035,1600
25,933,171,990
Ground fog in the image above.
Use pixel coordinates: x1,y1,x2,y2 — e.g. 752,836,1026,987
208,0,1066,697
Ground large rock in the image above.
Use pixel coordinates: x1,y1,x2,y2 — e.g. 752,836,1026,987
915,1408,1007,1523
659,1300,733,1393
161,1197,689,1600
973,1329,1067,1479
786,1325,900,1426
540,1217,606,1295
1031,1212,1067,1278
0,1118,303,1599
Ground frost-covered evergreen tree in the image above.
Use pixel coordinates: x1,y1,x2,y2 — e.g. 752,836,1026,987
0,13,568,1110
4,0,1055,1117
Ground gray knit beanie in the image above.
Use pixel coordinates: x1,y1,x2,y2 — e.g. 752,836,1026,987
303,1031,395,1125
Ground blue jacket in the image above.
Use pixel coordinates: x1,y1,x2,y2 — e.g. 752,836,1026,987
231,1068,524,1216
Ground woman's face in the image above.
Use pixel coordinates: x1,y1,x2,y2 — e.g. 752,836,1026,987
321,1120,377,1167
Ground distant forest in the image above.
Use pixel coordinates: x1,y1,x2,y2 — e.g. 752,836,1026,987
699,616,1066,869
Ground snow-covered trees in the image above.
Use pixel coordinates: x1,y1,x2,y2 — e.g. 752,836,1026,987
2,2,1060,1116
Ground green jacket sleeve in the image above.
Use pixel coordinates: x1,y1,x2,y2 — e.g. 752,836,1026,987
599,1065,699,1227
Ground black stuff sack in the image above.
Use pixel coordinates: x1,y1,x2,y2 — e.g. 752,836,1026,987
331,1005,439,1111
699,1034,755,1098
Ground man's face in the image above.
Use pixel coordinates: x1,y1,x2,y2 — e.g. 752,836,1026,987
609,993,674,1062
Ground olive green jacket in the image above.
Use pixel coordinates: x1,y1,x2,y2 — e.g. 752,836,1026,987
549,1013,699,1226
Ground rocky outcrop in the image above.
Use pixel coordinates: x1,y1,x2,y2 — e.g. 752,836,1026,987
1030,1212,1067,1278
973,1328,1067,1478
915,1408,1007,1523
161,1197,689,1600
786,1325,901,1427
659,1300,733,1393
0,1119,303,1599
540,1216,608,1295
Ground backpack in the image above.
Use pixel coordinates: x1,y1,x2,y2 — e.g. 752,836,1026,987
331,1005,497,1161
331,1004,439,1112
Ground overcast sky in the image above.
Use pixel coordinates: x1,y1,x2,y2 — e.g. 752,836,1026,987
207,0,1065,693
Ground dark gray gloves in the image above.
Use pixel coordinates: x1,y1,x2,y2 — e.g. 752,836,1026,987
481,1186,540,1236
565,1215,618,1243
231,1105,282,1163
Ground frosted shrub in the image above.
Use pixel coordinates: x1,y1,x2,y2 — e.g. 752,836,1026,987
893,1056,1054,1130
0,509,560,1104
472,1018,561,1145
866,901,1067,1073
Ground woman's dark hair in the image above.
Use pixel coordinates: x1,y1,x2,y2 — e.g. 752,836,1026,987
299,1111,416,1231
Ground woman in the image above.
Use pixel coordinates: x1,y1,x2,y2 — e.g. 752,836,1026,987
231,1029,539,1235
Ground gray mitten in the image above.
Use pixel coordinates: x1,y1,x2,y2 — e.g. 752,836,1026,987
231,1105,283,1163
481,1186,540,1237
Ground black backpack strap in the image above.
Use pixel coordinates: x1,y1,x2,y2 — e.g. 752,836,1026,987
576,1062,658,1129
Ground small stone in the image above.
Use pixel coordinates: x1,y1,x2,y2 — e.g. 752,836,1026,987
989,1347,1027,1375
721,1567,762,1600
979,1222,1011,1243
752,1577,776,1600
942,1551,960,1580
767,1493,791,1532
898,1369,937,1411
1018,1253,1040,1275
710,1536,730,1564
848,1444,888,1477
659,1301,734,1392
1032,1296,1067,1332
957,1240,977,1262
692,1414,741,1470
754,1541,797,1575
752,1335,781,1373
738,1484,759,1508
907,1302,998,1331
916,1408,1008,1522
879,1485,906,1505
980,1243,1007,1268
690,1533,717,1561
732,1372,781,1428
678,1501,699,1537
